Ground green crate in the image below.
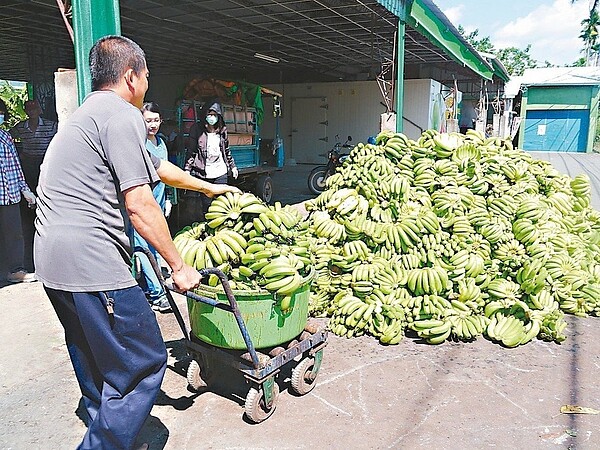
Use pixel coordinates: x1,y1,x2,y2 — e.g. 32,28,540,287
187,269,314,349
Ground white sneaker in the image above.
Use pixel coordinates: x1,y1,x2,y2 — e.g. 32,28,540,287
7,270,37,283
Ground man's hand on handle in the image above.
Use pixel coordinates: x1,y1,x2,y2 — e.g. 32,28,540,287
171,263,202,292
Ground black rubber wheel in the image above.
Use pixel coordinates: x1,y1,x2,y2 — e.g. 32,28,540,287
290,357,319,395
256,175,274,204
244,383,279,423
307,166,328,195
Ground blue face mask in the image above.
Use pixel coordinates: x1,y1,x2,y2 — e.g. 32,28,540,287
206,115,218,126
0,114,4,126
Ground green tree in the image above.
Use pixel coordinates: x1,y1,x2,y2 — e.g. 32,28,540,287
496,45,539,76
580,8,600,64
458,26,495,54
0,80,27,129
458,28,539,76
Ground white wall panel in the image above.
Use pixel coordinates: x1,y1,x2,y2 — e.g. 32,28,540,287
265,81,383,164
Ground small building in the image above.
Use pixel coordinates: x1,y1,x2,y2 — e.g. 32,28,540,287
506,67,600,152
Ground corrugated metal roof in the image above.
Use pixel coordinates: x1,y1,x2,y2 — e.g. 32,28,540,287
504,67,600,98
0,0,505,86
521,67,600,86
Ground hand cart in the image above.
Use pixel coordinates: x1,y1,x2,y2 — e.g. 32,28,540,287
156,262,327,423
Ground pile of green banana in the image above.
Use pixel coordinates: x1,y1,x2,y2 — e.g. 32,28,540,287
302,128,600,347
173,192,312,309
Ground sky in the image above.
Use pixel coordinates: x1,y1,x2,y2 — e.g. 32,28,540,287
433,0,592,66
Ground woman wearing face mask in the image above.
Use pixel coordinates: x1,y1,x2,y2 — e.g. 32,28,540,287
183,98,238,224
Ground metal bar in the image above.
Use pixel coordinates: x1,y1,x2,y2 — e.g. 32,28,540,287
240,330,328,382
136,248,191,341
186,268,261,369
55,0,74,43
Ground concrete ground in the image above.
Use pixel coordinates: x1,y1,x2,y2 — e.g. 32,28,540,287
2,164,600,449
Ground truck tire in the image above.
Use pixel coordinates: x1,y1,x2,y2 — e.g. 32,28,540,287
256,175,273,204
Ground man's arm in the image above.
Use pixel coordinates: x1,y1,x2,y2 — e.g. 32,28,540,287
157,159,241,197
124,183,200,291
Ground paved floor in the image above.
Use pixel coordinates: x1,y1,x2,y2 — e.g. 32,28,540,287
1,280,600,449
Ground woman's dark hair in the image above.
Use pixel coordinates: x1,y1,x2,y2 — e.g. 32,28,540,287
0,99,9,120
142,101,161,115
89,35,146,91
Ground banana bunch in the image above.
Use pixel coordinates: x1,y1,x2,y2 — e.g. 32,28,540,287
454,277,484,306
372,315,405,344
493,239,527,272
539,309,568,342
512,218,541,245
246,128,600,346
328,290,375,338
515,198,549,223
486,314,530,348
203,229,247,266
559,292,596,317
255,254,305,300
383,220,420,252
412,319,452,344
311,211,347,242
487,195,517,220
406,266,450,296
205,192,270,228
570,173,592,199
309,290,332,316
452,141,481,164
486,278,522,304
449,314,487,340
415,294,452,317
342,240,370,260
381,133,411,160
516,259,548,295
432,132,462,157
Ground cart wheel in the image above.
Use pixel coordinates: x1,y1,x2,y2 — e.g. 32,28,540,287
256,175,273,204
291,357,319,395
187,359,208,391
244,383,279,423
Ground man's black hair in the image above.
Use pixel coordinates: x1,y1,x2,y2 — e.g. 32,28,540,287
89,35,146,91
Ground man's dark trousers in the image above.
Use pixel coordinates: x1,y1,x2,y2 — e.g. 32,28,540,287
45,285,167,450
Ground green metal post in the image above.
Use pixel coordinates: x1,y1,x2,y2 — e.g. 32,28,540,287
72,0,121,104
396,19,405,133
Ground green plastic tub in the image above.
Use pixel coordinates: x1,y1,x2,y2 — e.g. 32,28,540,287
187,269,314,350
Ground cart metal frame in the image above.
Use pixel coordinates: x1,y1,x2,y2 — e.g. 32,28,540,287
140,250,327,422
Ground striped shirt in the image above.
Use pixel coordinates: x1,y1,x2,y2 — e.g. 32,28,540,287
10,117,58,158
0,130,29,205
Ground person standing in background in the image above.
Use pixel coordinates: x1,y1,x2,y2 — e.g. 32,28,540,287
132,101,172,313
183,99,238,225
0,99,37,283
10,99,57,271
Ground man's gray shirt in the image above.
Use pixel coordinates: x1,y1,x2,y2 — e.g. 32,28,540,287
35,91,160,291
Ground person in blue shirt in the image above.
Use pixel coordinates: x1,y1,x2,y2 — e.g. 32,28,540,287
132,101,172,312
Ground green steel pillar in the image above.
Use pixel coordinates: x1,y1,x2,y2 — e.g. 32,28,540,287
396,19,405,133
72,0,121,104
392,0,412,133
